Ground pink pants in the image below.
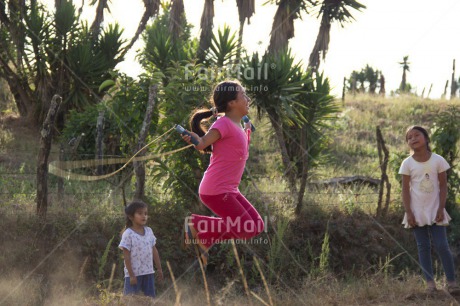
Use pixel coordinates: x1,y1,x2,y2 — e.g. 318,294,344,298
192,192,264,249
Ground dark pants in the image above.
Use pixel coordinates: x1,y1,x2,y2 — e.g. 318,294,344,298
413,225,456,282
192,192,265,249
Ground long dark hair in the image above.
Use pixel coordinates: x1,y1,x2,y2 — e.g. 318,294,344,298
190,80,242,153
121,200,148,233
405,125,431,152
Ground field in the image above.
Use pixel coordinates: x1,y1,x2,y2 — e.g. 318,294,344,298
1,94,460,305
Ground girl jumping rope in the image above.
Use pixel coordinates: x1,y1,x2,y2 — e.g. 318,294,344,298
181,80,264,266
119,200,163,297
399,125,459,295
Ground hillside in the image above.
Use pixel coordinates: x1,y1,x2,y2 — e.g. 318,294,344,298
1,95,460,305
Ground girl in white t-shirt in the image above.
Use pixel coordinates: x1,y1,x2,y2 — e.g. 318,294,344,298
119,201,163,297
399,126,459,295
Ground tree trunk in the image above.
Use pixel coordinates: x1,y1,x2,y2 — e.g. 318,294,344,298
401,70,406,92
37,95,62,218
295,125,308,215
197,0,214,62
169,0,185,42
268,0,295,54
96,111,105,175
57,143,65,203
123,0,160,57
134,85,157,200
90,0,108,41
236,0,255,62
0,56,34,118
451,59,456,99
267,111,298,196
308,17,331,71
236,20,244,63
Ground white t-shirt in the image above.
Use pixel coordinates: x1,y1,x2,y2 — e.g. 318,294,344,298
119,226,157,277
398,153,451,228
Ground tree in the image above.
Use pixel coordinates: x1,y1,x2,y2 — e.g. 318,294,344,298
288,72,339,214
364,65,379,95
139,8,218,207
347,64,381,94
123,0,160,55
399,55,410,93
450,59,457,99
268,0,314,54
90,0,109,41
60,73,161,205
208,26,239,66
431,106,460,217
169,0,185,43
241,49,305,196
241,49,338,214
196,0,214,62
235,0,255,61
308,0,365,71
139,4,195,75
0,0,126,128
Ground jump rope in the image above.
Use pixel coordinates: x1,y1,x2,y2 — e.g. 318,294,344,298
49,116,255,181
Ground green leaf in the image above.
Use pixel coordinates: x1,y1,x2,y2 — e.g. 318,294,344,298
99,79,116,93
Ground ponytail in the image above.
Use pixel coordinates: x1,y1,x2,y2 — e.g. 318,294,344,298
189,109,213,153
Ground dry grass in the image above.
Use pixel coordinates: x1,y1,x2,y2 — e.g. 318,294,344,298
2,275,458,306
78,273,460,305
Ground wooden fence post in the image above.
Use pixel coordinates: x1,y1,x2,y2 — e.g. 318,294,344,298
442,80,449,99
379,74,386,97
37,95,61,218
376,127,391,217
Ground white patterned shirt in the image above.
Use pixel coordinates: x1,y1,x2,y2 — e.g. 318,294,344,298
119,227,157,277
399,153,451,228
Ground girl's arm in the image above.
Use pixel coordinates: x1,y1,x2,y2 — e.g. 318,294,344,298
152,246,163,281
182,129,221,151
436,170,448,222
401,174,416,227
122,248,137,285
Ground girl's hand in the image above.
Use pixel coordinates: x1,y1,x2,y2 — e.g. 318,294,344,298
157,270,164,282
130,276,137,285
244,121,251,131
181,131,200,145
435,207,445,223
406,210,417,228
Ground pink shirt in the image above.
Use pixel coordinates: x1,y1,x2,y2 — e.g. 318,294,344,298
199,116,250,195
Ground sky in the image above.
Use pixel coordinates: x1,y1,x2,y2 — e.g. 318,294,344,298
44,0,460,99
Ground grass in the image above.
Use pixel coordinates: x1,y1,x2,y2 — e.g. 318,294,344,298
1,94,460,305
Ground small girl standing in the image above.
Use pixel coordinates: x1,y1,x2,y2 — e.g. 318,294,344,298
399,125,459,294
119,200,163,297
181,80,264,266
